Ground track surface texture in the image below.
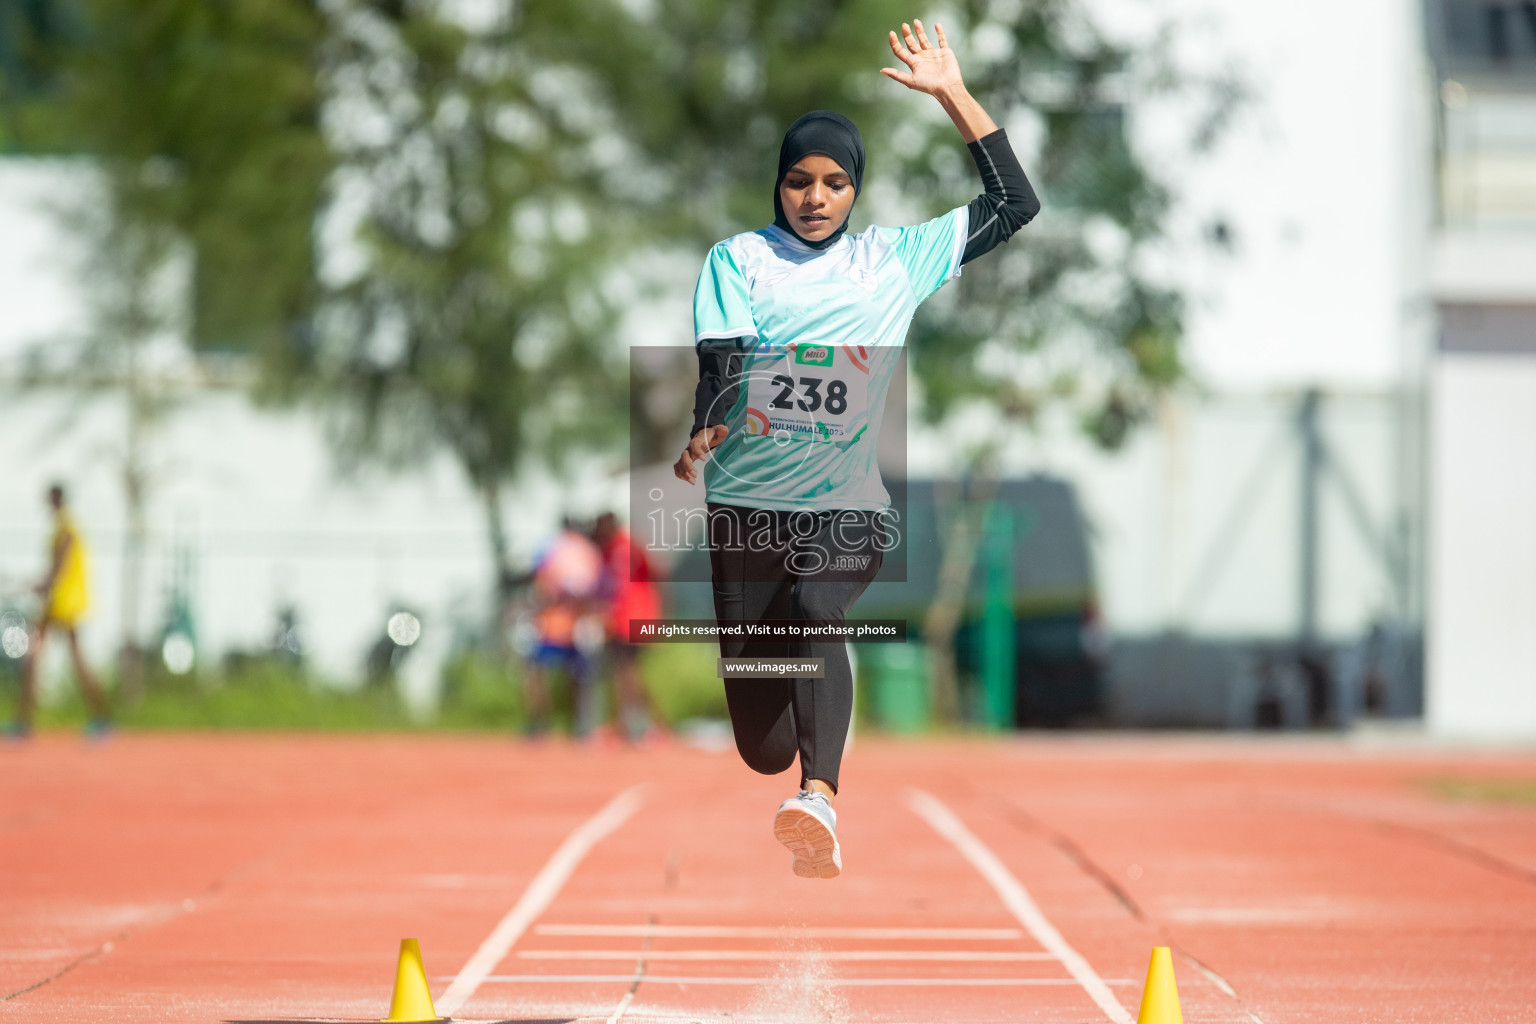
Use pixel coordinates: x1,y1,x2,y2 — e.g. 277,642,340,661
3,731,1535,1023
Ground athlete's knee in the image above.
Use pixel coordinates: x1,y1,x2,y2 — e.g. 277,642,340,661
730,719,797,775
735,739,797,777
791,584,852,622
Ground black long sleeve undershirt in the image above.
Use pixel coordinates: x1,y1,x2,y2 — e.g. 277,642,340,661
690,340,746,436
961,128,1039,265
688,131,1038,438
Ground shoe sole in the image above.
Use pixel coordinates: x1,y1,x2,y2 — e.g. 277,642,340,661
773,804,842,878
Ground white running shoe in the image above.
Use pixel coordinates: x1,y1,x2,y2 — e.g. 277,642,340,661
773,789,841,878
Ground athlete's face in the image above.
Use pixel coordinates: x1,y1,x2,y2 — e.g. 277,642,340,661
779,154,855,243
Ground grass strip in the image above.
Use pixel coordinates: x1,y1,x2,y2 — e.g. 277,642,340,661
1425,777,1536,805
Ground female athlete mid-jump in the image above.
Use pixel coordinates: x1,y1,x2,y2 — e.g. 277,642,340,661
673,19,1040,878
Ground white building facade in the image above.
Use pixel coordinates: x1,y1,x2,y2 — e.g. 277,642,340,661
1425,0,1536,736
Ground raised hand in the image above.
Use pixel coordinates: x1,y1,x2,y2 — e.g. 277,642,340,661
881,20,964,98
881,18,997,143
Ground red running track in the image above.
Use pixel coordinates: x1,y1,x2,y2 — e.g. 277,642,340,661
2,731,1535,1023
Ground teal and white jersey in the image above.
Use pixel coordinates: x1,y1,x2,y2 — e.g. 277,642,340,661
692,207,969,512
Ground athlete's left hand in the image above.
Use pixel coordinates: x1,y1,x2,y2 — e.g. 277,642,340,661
881,20,965,98
673,424,729,485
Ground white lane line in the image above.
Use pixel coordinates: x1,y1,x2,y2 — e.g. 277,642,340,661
602,916,656,1024
908,789,1133,1024
465,974,1140,987
535,925,1025,940
436,785,646,1017
518,949,1055,962
605,988,637,1024
1180,952,1270,1024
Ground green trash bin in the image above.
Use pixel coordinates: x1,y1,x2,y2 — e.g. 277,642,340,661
863,641,930,734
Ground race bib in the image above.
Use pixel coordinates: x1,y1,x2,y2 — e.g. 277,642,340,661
742,343,873,443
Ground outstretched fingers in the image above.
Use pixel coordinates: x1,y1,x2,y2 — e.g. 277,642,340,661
885,28,917,87
886,18,952,90
913,18,933,50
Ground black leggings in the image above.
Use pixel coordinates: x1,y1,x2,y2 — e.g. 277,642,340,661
707,502,886,793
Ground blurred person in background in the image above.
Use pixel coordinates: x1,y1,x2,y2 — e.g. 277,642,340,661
593,511,665,743
673,20,1038,877
6,484,112,739
521,520,604,739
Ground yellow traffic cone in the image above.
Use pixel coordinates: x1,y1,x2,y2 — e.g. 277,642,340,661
1135,946,1183,1024
384,938,446,1022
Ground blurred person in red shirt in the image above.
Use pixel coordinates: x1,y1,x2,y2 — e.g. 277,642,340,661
593,512,665,742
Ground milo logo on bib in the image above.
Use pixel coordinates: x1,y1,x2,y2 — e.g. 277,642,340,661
794,344,834,367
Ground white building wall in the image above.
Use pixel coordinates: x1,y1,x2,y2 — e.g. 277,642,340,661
926,391,1407,642
1427,355,1536,736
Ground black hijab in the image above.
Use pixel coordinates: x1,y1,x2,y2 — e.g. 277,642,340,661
772,110,866,250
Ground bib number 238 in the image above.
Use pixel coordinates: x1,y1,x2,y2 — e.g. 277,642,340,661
744,343,872,442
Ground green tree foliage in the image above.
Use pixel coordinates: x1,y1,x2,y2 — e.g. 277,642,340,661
520,0,899,245
313,1,631,581
0,0,76,147
2,0,331,364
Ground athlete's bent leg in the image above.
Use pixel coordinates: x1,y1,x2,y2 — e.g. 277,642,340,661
709,503,800,775
724,679,799,775
789,572,880,793
787,511,886,794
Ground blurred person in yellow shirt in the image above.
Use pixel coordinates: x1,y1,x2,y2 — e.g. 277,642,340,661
6,484,112,739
